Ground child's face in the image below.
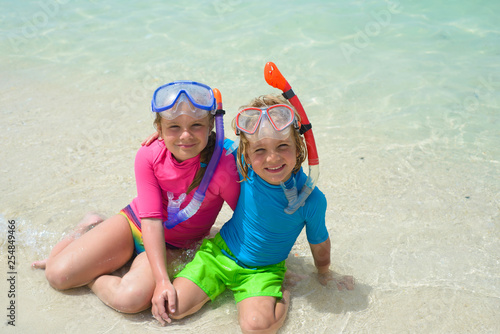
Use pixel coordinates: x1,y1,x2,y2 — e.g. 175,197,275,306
245,135,297,185
160,114,212,162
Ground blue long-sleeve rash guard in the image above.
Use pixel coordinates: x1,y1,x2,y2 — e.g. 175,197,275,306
220,139,329,268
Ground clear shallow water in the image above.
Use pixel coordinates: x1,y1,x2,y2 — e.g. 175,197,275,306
1,0,499,333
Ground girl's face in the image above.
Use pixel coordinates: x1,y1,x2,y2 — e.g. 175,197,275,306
245,135,297,185
160,114,212,162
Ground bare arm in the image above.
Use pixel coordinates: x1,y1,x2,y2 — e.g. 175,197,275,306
309,238,331,275
142,218,176,325
309,238,355,290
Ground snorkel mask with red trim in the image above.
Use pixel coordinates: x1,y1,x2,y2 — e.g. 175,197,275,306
235,104,299,142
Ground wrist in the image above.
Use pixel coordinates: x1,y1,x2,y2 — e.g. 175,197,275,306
155,279,172,291
158,277,171,284
316,264,330,274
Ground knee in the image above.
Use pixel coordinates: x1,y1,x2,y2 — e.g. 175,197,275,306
169,311,186,320
169,303,203,321
239,311,274,333
109,285,153,314
168,298,204,320
45,261,74,290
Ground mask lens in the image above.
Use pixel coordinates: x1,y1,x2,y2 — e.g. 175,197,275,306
267,105,294,131
236,108,262,134
154,85,178,110
182,84,214,109
236,104,295,137
160,93,208,120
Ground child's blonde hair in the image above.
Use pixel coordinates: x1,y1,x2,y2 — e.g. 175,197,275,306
232,94,307,182
154,113,216,194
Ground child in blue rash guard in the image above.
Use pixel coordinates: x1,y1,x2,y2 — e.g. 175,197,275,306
165,95,354,333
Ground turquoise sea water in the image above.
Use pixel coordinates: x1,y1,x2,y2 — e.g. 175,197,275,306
1,1,499,333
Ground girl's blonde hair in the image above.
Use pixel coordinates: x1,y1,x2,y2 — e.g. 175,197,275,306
154,113,216,194
232,94,307,182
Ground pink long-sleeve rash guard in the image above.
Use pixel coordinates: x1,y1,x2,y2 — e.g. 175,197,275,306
129,139,240,248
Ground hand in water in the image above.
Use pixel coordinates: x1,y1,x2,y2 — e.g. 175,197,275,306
317,270,355,290
151,280,177,326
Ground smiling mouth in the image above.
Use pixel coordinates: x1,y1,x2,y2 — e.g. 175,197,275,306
178,143,196,149
266,165,285,172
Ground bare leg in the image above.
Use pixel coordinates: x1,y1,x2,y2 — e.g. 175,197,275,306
32,213,105,269
88,252,156,313
237,290,291,334
44,214,134,290
170,277,210,319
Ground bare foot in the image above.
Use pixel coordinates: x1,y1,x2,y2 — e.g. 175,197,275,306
31,259,47,269
31,212,105,270
72,212,105,238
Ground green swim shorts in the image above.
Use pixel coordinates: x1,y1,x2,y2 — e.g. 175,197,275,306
175,233,286,303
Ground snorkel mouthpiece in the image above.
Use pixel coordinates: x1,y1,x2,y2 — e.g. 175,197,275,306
264,62,320,214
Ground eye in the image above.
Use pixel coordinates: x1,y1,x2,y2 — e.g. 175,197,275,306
253,147,265,154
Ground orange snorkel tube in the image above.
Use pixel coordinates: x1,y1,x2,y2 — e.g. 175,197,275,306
264,62,319,214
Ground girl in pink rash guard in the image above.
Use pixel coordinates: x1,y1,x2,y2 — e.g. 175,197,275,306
33,81,240,320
